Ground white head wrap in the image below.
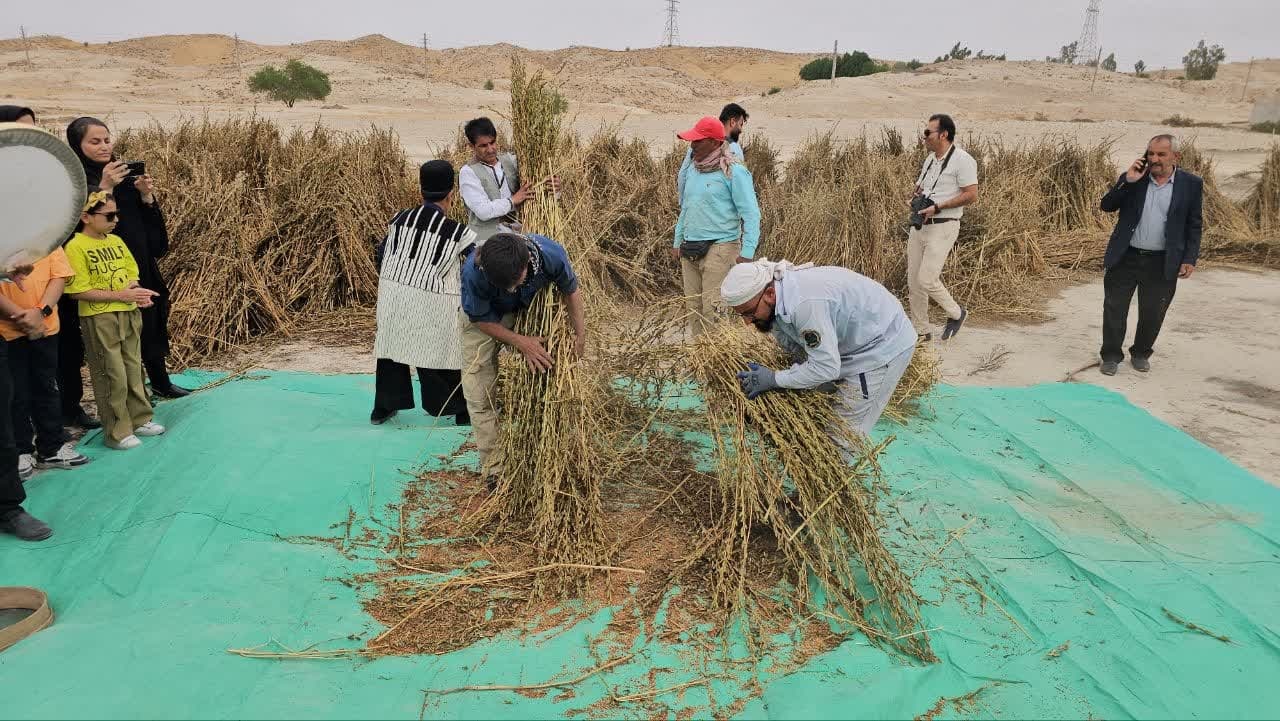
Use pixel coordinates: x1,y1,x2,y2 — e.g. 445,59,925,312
720,257,814,306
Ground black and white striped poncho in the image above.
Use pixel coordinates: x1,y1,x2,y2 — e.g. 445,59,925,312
373,204,477,370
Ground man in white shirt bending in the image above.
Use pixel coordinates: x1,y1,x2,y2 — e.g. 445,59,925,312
458,117,533,244
907,113,979,341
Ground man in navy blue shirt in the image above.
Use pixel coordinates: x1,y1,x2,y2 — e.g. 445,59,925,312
459,232,586,488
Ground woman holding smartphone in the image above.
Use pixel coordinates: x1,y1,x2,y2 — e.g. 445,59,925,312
61,117,189,417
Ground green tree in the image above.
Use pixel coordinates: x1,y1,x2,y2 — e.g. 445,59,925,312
1056,41,1079,65
247,60,332,108
799,51,887,81
1134,59,1148,77
934,41,972,63
1102,52,1117,72
1183,40,1226,80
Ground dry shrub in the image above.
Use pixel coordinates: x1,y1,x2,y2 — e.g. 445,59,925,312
1178,141,1277,265
115,116,416,366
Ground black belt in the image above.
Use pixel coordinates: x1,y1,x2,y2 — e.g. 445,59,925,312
923,217,958,225
1127,247,1165,256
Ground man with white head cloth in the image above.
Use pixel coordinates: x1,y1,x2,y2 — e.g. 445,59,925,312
721,260,918,437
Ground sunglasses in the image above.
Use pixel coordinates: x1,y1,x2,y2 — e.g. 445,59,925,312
922,128,936,137
90,211,119,222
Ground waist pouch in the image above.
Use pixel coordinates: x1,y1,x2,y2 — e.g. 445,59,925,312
679,240,713,260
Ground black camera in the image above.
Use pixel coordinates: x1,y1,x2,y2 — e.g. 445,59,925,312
909,195,937,230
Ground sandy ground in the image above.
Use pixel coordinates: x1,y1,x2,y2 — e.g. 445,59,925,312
241,266,1278,487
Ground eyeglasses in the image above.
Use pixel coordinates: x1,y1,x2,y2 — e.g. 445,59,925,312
90,211,119,222
922,128,936,137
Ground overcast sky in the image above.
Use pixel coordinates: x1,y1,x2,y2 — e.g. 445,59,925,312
10,0,1273,70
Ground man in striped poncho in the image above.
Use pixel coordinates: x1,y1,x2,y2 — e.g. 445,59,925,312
370,160,475,426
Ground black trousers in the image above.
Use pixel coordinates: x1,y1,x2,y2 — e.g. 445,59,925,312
57,295,85,418
6,335,68,457
1101,249,1178,363
373,358,468,419
0,341,27,516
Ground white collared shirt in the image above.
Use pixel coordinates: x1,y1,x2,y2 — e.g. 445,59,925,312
458,161,513,221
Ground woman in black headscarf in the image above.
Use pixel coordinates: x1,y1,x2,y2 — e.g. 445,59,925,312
61,117,189,418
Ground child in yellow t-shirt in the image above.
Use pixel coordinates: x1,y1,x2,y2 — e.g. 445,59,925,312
64,192,166,449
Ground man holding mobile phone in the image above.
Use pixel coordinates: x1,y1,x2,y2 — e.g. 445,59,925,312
1097,134,1203,376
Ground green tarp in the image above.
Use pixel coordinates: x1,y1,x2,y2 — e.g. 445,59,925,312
2,370,1277,719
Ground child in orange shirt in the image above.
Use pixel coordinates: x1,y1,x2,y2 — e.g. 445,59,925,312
0,247,90,479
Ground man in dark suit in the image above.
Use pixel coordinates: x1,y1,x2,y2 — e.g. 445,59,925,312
1098,134,1203,375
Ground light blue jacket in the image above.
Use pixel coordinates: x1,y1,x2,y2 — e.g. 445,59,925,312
677,141,743,201
673,161,761,258
771,267,916,388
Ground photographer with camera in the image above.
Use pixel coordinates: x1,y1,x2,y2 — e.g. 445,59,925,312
62,117,188,420
907,113,978,341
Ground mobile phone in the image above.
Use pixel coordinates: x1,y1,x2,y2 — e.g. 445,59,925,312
125,161,146,177
1136,157,1148,172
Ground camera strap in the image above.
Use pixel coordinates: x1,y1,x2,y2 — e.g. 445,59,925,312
916,145,957,197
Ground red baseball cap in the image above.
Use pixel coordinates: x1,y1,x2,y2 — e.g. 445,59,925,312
677,116,725,142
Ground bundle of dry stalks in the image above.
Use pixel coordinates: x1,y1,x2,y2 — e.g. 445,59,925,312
469,59,615,596
115,117,417,366
680,324,935,662
1177,142,1276,266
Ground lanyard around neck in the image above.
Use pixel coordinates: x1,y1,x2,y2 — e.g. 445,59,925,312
917,145,957,194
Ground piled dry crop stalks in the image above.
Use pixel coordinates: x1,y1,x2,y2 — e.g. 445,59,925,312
761,134,1118,315
681,324,935,662
470,59,617,595
115,117,417,366
1179,142,1278,266
1244,144,1280,258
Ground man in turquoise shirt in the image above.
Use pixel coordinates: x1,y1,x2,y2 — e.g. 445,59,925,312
677,103,748,202
671,116,761,337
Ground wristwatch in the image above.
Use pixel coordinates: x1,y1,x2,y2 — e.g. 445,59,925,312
40,305,53,318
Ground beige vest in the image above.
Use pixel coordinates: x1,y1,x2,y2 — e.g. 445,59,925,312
466,154,520,243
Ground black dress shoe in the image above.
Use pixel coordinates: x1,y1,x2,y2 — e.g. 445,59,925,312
152,384,192,399
370,408,397,425
0,510,53,541
65,410,102,429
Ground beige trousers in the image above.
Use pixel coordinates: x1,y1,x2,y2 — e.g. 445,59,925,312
81,310,153,445
458,310,516,479
679,240,741,337
906,221,963,333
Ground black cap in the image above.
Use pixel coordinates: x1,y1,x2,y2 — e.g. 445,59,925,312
419,159,454,202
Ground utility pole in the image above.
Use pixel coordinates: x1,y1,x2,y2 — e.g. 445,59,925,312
20,25,32,67
1090,48,1103,92
233,33,241,75
421,33,430,79
830,40,838,85
1241,57,1255,102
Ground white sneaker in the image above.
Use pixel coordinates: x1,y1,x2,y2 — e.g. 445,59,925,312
36,442,90,469
18,453,35,481
134,422,166,437
107,435,143,450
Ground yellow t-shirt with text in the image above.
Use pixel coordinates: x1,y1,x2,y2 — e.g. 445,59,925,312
64,232,141,317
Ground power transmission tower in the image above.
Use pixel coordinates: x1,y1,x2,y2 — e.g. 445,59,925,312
662,0,680,48
1076,0,1102,67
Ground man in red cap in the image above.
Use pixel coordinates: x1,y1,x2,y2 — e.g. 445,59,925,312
671,116,761,337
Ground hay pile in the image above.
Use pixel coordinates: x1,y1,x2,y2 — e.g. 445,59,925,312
115,117,417,366
1244,144,1280,252
468,60,618,596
